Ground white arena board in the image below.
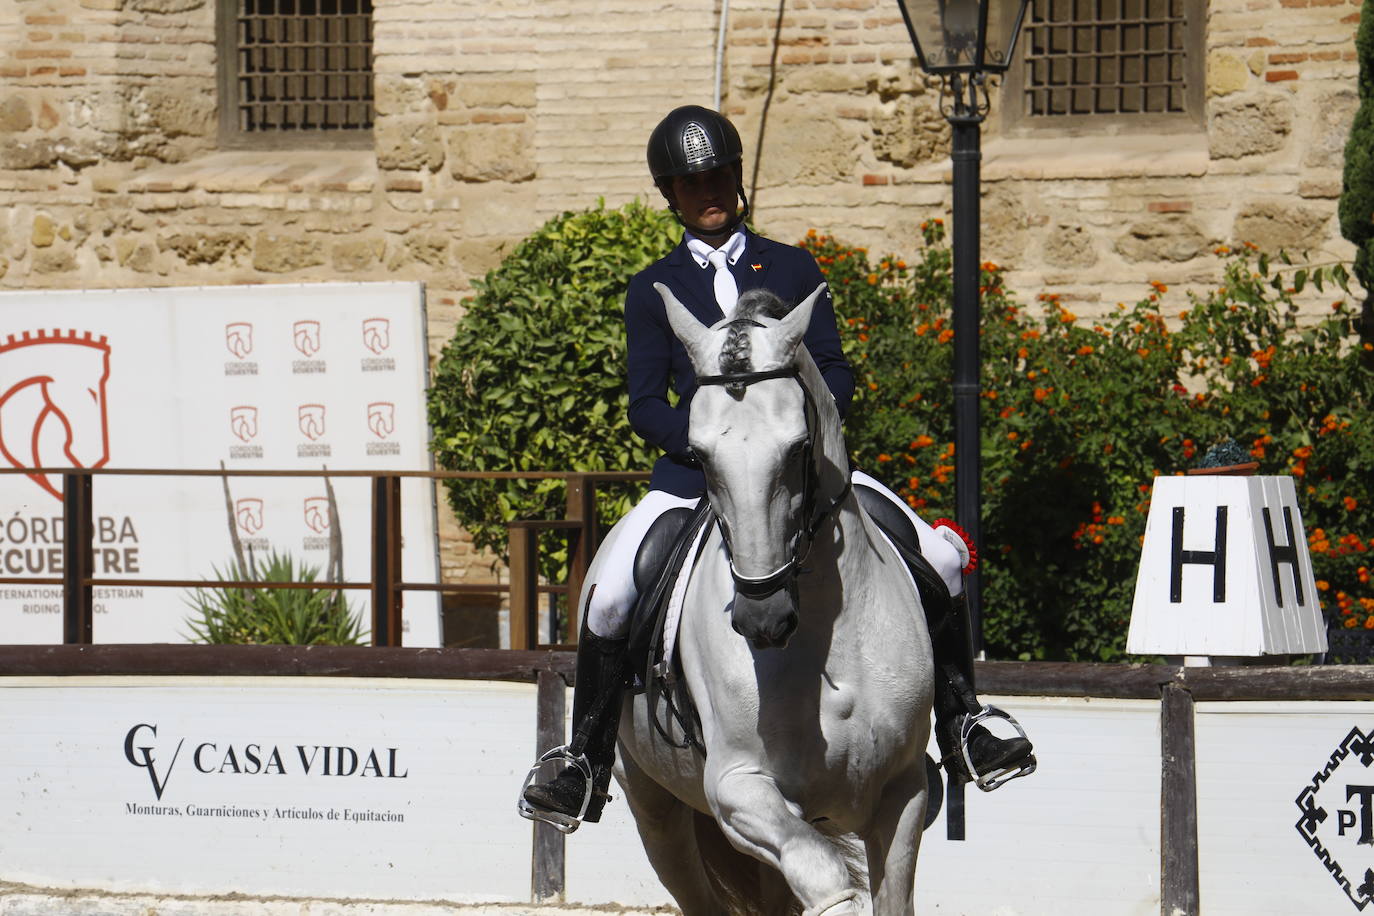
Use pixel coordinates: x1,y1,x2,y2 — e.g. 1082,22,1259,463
0,283,440,645
3,674,1361,913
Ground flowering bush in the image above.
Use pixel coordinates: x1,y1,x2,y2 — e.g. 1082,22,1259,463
806,222,1373,662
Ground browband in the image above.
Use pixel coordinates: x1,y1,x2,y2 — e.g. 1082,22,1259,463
695,366,798,388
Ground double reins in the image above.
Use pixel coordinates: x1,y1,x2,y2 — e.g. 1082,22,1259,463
694,363,851,598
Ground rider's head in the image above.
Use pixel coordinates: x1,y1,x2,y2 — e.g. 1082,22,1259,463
647,105,750,241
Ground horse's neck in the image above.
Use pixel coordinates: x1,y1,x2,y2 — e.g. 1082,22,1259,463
793,350,850,502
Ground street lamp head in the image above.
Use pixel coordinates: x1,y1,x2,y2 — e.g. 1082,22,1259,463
896,0,1030,75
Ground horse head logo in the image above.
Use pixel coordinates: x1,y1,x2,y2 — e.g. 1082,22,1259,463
229,406,258,443
235,498,264,535
367,402,395,439
225,323,253,359
0,330,112,501
298,404,326,441
293,321,321,357
362,318,390,355
303,496,331,534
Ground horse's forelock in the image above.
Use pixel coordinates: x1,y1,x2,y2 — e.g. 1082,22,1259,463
717,290,793,374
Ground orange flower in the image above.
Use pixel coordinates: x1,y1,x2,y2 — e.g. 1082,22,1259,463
910,435,935,449
1033,387,1050,402
1076,345,1094,355
1150,280,1169,294
1344,496,1358,512
877,453,892,463
938,329,954,344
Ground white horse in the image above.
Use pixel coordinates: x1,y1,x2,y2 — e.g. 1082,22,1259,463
610,283,934,915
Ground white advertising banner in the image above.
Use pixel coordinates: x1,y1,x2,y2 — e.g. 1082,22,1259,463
1197,701,1374,915
0,283,440,645
0,677,544,902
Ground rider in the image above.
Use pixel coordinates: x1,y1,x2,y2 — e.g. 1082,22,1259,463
520,105,1034,828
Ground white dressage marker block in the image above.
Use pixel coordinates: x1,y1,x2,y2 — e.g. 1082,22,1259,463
1128,475,1327,658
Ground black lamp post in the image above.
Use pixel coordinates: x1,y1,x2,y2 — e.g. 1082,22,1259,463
895,0,1029,655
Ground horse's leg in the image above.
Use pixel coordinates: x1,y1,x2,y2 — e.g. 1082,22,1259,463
708,768,861,915
862,764,928,916
617,750,719,915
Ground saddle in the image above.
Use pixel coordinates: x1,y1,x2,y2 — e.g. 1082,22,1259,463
627,499,712,675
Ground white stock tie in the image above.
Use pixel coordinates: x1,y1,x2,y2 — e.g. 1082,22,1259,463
688,233,744,315
706,249,739,315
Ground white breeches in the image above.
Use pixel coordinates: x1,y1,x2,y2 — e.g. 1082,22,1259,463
584,472,965,640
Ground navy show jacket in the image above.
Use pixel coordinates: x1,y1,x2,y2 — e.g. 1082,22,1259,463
625,228,855,498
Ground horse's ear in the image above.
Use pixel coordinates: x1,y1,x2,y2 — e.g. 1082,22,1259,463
777,282,825,352
655,282,713,366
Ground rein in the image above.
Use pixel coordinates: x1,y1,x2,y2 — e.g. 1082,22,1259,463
694,364,851,598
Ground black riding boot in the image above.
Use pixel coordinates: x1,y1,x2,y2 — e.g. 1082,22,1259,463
930,592,1035,788
520,627,628,824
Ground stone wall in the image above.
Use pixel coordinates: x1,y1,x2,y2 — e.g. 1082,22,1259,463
0,0,1365,614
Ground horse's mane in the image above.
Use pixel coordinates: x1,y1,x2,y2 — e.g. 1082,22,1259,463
719,289,793,374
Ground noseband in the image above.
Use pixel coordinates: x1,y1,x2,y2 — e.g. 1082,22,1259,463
694,363,851,598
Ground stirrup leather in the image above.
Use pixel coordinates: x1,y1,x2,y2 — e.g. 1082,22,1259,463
516,746,596,834
960,705,1037,792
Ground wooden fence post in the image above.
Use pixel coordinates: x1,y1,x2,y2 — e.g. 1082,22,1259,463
508,524,539,651
564,474,597,642
370,475,403,646
62,472,93,644
531,667,567,901
1161,682,1200,915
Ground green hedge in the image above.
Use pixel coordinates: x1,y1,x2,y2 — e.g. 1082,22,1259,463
1339,0,1374,357
808,221,1372,661
427,200,676,572
429,201,1373,661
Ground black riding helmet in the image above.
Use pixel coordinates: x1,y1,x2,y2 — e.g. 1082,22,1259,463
647,105,751,235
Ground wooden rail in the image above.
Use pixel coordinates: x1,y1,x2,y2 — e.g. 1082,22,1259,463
0,467,648,650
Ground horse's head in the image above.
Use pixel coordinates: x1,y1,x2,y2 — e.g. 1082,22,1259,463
656,281,843,649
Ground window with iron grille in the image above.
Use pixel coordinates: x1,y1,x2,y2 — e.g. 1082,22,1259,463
1003,0,1204,130
217,0,374,148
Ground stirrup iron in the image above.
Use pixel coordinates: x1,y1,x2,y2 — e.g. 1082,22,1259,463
516,746,594,833
961,705,1037,792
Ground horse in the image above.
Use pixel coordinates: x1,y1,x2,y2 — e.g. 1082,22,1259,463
608,282,935,915
0,330,111,501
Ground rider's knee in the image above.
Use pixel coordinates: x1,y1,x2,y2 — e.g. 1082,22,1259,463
585,586,634,639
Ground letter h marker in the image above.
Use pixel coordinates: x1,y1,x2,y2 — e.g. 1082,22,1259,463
1262,505,1304,609
1170,506,1227,604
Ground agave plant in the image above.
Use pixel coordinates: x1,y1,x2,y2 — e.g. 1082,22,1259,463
183,550,364,646
184,464,363,646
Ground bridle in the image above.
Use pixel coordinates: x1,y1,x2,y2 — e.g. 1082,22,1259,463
694,361,851,599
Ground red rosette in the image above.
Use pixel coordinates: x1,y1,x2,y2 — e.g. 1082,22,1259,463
931,518,978,574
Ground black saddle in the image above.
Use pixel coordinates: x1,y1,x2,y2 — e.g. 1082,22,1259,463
626,499,713,686
854,484,954,625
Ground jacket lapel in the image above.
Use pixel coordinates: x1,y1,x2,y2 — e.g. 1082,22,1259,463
737,229,772,294
668,237,725,324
